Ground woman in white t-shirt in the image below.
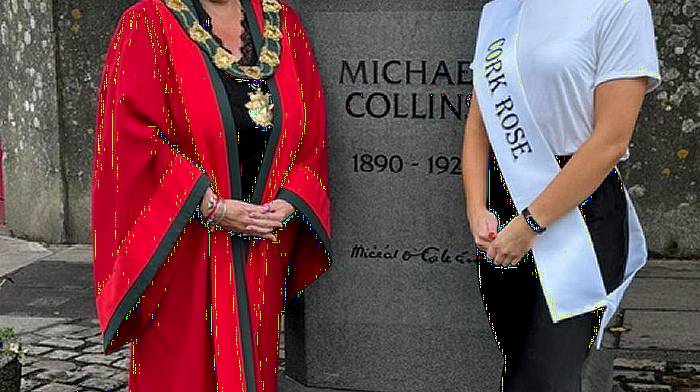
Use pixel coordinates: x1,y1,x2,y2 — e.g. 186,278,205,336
462,0,661,390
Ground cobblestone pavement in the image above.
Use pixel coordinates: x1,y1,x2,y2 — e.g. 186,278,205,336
613,358,700,392
603,258,700,392
17,319,129,391
14,318,286,392
1,236,698,391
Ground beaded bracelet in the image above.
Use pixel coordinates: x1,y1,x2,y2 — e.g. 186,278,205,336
204,196,221,221
202,192,217,217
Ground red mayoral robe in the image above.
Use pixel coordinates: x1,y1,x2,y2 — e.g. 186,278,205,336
91,0,331,390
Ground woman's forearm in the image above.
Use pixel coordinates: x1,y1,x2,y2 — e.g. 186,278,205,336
526,133,626,228
526,78,647,228
462,93,491,217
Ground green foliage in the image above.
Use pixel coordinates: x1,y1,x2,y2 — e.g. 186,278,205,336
0,327,22,356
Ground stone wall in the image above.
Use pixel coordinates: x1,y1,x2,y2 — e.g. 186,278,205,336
0,0,698,253
52,1,134,243
0,0,132,244
0,0,66,243
624,0,700,258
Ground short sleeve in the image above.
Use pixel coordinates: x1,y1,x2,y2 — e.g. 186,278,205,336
594,0,661,93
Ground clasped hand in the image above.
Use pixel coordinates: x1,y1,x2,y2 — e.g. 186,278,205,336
202,189,295,241
469,208,537,267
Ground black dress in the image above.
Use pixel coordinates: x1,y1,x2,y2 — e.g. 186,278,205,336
479,153,629,392
193,0,270,203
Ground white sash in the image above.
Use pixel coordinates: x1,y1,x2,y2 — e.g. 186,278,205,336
472,0,648,348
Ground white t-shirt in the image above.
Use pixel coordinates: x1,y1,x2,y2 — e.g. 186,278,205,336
471,0,661,160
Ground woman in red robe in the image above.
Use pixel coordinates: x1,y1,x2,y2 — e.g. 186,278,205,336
91,0,331,390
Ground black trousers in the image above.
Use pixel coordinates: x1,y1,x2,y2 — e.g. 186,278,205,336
478,153,629,392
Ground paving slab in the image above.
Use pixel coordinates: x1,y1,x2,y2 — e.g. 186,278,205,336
33,383,78,392
35,324,89,338
43,350,80,361
111,357,129,370
624,383,672,391
0,287,95,319
21,363,43,378
37,338,85,350
0,235,52,276
622,278,700,311
41,246,92,264
614,369,657,383
637,260,700,279
19,378,43,391
25,346,53,357
610,348,700,364
3,260,93,290
79,376,126,390
0,261,95,319
621,311,700,351
0,316,66,335
74,353,116,366
32,360,77,372
79,364,117,379
64,328,100,340
614,358,667,372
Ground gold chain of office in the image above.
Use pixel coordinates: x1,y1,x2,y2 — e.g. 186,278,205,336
164,0,283,80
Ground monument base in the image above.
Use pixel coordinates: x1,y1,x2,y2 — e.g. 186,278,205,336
279,374,339,392
582,348,614,392
279,349,614,392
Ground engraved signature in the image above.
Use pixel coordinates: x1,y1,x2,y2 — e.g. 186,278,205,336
350,244,476,264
